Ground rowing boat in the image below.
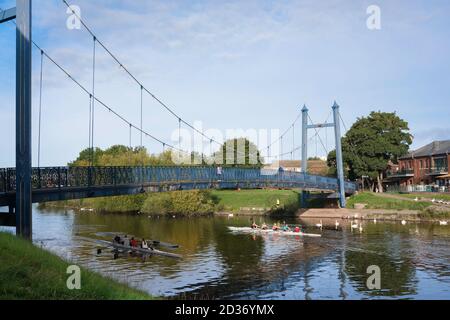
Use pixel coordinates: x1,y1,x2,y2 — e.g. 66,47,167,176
76,236,182,259
94,232,179,249
228,227,321,238
98,240,182,259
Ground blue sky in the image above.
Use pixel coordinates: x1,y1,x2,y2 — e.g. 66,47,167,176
1,0,449,167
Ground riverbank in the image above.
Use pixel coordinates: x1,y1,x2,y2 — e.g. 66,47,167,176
40,189,306,216
0,232,153,300
300,191,450,222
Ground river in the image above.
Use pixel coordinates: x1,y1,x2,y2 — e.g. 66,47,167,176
3,205,450,299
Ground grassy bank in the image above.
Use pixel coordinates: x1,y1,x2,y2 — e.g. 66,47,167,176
0,232,153,300
347,192,450,219
40,190,218,217
42,189,307,216
211,189,301,211
347,192,432,211
392,193,450,202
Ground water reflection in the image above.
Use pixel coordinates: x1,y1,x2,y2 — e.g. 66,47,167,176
21,205,450,299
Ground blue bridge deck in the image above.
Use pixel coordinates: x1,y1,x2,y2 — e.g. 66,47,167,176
0,166,357,207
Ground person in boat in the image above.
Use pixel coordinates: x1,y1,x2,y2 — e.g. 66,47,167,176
261,223,268,230
294,226,301,233
141,239,149,249
272,223,280,231
251,222,259,229
130,237,138,247
123,235,130,247
113,235,121,244
281,223,290,232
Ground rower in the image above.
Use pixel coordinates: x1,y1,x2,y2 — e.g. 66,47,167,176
130,237,138,247
272,223,280,231
123,235,130,247
142,239,149,249
261,223,268,230
251,222,259,229
113,235,121,244
294,226,301,233
282,224,290,232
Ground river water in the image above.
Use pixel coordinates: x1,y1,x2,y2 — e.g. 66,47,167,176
4,205,450,299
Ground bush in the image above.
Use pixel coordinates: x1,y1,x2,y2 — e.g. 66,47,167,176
141,190,217,217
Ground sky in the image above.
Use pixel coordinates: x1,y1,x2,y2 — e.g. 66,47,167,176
0,0,449,167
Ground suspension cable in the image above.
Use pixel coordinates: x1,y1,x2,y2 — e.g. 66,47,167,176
37,50,44,168
0,6,190,158
88,94,92,157
61,0,229,151
140,85,143,148
90,36,96,166
308,114,329,156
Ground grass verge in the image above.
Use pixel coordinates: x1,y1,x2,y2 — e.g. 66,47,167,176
211,189,301,212
392,193,450,202
0,232,153,300
347,192,432,211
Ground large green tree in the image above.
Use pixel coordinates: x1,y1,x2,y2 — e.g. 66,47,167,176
69,145,175,166
327,112,412,192
213,138,264,167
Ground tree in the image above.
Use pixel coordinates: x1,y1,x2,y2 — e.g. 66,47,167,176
69,145,175,167
327,112,412,192
214,138,264,167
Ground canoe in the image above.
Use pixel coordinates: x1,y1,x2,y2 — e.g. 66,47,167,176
228,227,321,238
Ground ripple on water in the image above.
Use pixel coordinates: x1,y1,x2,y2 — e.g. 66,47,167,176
31,207,450,299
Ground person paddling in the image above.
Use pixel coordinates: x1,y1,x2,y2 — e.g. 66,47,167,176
261,223,268,230
294,226,301,233
251,222,259,229
123,235,130,247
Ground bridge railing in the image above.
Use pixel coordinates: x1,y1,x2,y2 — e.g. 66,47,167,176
0,166,358,193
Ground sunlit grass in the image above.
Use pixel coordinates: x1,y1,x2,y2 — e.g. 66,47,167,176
394,193,450,202
211,189,301,211
347,192,432,211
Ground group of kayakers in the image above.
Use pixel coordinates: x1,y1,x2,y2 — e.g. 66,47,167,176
113,234,150,249
250,220,301,233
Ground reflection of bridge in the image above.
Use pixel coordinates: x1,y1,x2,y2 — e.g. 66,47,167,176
0,166,357,209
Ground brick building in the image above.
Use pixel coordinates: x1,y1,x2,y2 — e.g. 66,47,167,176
385,140,450,190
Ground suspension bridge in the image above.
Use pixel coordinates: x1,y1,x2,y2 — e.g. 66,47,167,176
0,1,356,239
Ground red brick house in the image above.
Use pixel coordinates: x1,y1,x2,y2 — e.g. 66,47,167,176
385,140,450,190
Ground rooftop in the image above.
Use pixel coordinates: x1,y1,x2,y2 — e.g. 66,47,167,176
400,140,450,159
265,159,328,175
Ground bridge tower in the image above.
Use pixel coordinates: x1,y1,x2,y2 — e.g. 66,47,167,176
301,102,346,208
0,0,33,239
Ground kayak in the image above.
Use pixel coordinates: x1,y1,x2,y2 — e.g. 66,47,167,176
228,227,321,238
